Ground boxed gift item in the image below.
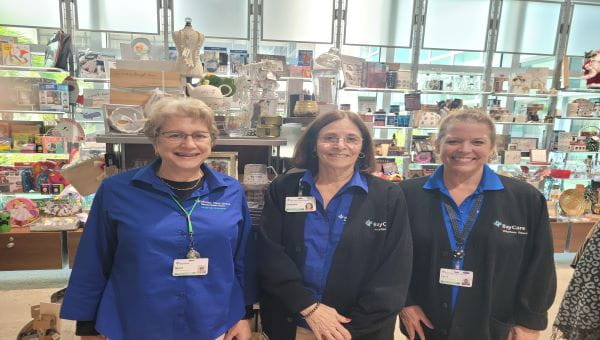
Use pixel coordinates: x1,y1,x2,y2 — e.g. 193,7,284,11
1,42,31,66
38,84,69,112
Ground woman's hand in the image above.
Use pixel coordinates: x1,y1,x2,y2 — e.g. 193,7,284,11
81,336,106,340
224,319,252,340
400,305,434,340
508,325,540,340
302,303,352,340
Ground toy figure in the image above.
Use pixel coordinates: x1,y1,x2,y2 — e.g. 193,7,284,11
582,50,600,88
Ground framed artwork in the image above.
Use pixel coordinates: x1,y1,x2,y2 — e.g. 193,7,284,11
256,54,288,77
510,137,538,152
504,150,522,164
530,149,548,164
206,152,238,179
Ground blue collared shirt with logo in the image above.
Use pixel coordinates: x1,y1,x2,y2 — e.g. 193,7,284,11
60,160,256,340
423,165,504,310
299,170,368,326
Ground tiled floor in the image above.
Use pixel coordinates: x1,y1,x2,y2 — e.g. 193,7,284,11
0,260,574,340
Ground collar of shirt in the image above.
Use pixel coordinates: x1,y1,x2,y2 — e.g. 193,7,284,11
422,164,504,197
300,168,369,197
131,158,228,197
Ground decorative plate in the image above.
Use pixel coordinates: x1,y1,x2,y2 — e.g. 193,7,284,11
52,118,86,143
559,189,586,217
131,38,151,58
108,106,145,133
4,197,39,227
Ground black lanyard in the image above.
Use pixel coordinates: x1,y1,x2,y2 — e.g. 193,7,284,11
442,195,483,260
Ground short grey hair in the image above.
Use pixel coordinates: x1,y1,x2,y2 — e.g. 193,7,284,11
435,110,497,149
143,97,219,145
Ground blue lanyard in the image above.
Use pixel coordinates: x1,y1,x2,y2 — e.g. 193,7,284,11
442,195,483,262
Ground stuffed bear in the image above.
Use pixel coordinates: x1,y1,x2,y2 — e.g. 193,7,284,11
583,50,600,88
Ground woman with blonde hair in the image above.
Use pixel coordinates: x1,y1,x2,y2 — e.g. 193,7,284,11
61,97,256,340
399,110,556,340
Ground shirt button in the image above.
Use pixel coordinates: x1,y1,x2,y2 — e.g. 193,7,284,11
441,302,448,309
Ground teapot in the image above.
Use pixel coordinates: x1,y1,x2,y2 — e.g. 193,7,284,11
186,80,233,110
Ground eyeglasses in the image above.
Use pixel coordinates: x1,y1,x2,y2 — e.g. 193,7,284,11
318,135,363,146
159,131,211,143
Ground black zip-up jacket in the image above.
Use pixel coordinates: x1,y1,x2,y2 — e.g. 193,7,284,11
399,175,557,340
258,170,413,339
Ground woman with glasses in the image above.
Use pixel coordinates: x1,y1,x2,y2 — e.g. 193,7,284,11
258,110,413,340
60,97,256,340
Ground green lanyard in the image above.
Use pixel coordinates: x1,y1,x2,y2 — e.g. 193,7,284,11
169,195,202,259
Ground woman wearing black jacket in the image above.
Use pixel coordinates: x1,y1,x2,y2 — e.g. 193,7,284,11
399,110,556,340
258,110,413,340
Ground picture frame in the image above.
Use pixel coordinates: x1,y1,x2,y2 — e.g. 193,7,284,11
529,149,549,164
504,150,522,164
509,137,538,152
256,54,288,77
206,152,238,179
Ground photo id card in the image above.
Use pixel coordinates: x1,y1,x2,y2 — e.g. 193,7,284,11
172,258,209,276
439,268,473,287
285,196,317,212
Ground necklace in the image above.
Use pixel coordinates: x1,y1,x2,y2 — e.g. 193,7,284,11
160,176,203,191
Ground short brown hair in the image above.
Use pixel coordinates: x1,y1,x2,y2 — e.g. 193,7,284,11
143,97,219,146
292,110,375,173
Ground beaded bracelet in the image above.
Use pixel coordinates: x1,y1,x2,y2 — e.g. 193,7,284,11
302,302,321,319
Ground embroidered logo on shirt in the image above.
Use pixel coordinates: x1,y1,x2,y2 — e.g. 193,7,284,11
365,219,387,231
337,214,348,222
199,200,231,210
494,220,527,235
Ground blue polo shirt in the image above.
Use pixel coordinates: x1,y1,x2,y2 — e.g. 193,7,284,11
300,169,368,320
61,160,256,340
423,165,503,310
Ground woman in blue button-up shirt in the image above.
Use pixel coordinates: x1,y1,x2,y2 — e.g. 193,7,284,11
60,97,256,340
258,110,413,340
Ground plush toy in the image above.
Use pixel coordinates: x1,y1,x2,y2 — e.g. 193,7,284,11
582,50,600,88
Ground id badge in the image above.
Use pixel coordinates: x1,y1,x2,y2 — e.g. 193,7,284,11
172,258,209,276
285,196,316,212
439,268,473,287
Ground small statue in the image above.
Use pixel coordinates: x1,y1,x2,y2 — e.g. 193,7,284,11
583,50,600,88
172,18,204,78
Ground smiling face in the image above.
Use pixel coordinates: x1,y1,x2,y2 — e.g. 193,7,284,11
437,120,494,178
315,118,363,173
154,116,212,179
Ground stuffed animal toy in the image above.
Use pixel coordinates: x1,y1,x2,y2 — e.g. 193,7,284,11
582,50,600,88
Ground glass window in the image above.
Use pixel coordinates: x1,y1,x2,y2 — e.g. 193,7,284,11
172,0,249,39
75,0,160,34
262,0,334,43
423,0,491,51
344,0,413,47
496,0,560,55
0,0,61,29
567,3,600,56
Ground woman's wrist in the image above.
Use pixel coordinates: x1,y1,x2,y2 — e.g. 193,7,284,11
300,302,320,319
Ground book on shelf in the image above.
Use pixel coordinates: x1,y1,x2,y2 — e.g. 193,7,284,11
77,50,115,79
229,49,248,75
288,65,312,78
341,55,365,88
1,42,31,66
41,135,67,154
38,84,69,112
256,54,289,77
297,50,313,68
204,47,228,74
364,62,388,89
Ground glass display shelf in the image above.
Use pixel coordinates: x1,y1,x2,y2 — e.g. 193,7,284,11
419,90,492,95
0,65,66,73
490,92,557,98
371,126,412,130
0,192,62,199
558,88,600,96
555,116,600,120
0,110,68,115
343,87,412,93
550,150,600,154
74,77,110,83
279,77,312,82
0,152,69,166
494,122,553,126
